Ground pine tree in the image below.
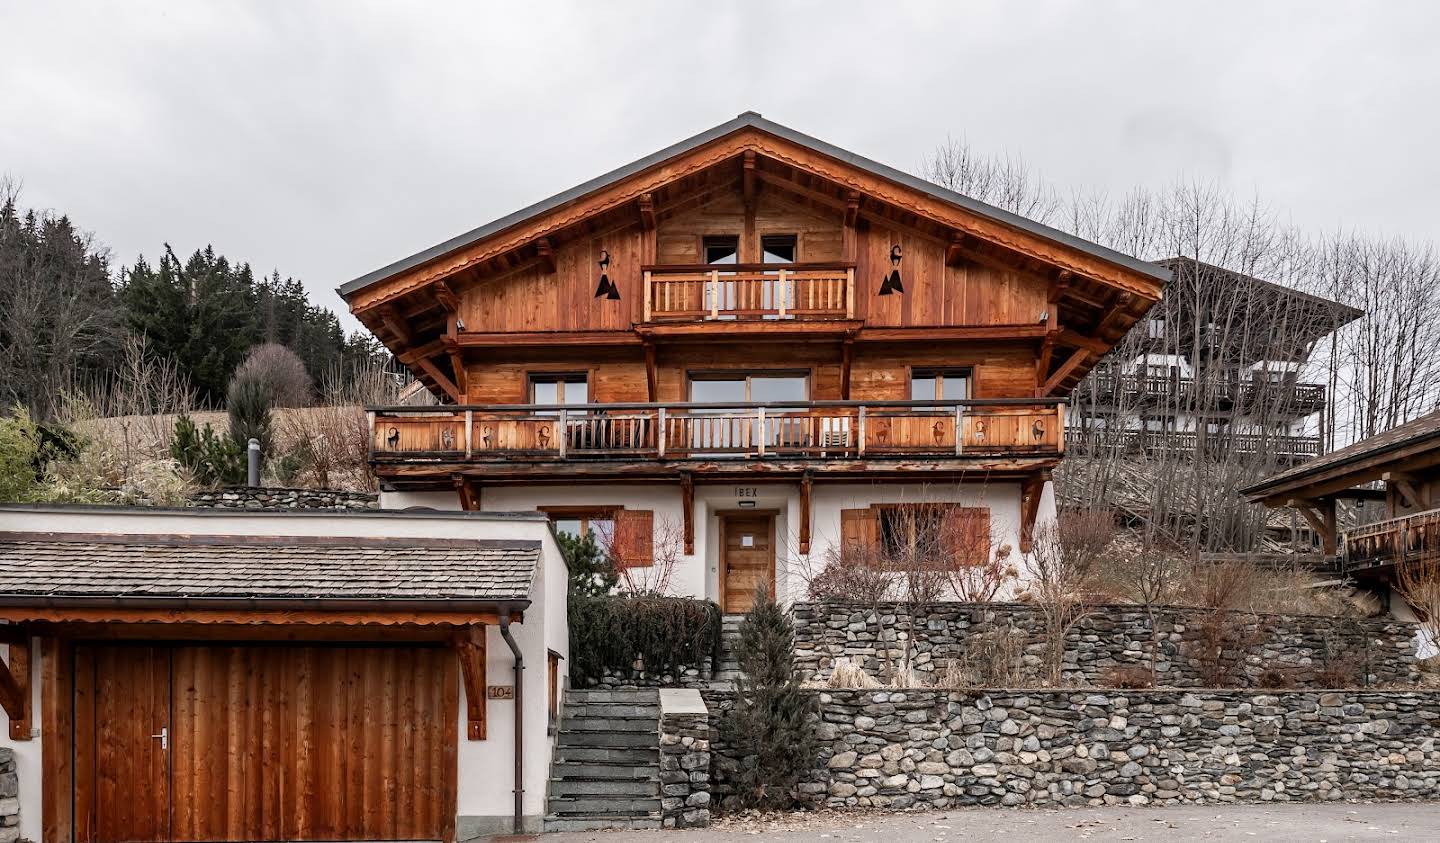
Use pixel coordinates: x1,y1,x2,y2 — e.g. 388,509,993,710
226,373,274,470
558,531,618,599
720,584,817,810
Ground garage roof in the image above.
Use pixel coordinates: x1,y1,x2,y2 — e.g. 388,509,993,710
0,533,540,605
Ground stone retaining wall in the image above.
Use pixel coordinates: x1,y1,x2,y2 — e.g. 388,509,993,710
0,748,18,843
658,690,712,828
793,602,1419,689
188,487,378,511
590,664,713,690
706,689,1440,811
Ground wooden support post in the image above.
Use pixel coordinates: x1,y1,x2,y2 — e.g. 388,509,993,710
0,635,29,740
644,342,658,402
680,472,695,555
637,193,656,230
643,270,653,323
742,151,757,210
776,268,788,319
845,267,855,320
1289,497,1338,556
454,475,480,512
710,270,720,320
454,625,488,740
657,407,668,458
1019,471,1050,554
799,472,813,555
840,339,854,400
42,638,74,843
1384,472,1432,511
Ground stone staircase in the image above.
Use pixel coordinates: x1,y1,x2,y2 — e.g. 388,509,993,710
543,689,663,832
711,614,745,687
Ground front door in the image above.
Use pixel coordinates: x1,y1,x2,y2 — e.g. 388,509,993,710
720,512,775,613
79,644,172,843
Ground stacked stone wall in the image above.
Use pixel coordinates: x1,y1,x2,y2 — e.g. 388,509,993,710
187,487,378,511
0,748,17,843
658,695,712,828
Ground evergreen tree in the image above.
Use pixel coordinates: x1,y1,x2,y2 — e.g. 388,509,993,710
720,585,818,809
226,372,274,470
558,531,619,599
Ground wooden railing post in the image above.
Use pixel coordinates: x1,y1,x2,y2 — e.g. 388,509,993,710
464,410,473,458
777,268,788,319
367,411,376,458
557,408,568,458
857,405,867,456
643,271,653,323
709,270,720,320
656,407,667,458
845,267,855,319
756,407,766,456
954,404,964,456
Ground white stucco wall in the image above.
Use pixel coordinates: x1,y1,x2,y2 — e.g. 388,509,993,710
0,504,566,839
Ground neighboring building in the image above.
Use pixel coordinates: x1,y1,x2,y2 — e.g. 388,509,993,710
0,505,569,840
338,112,1169,611
1245,408,1440,614
1069,257,1362,464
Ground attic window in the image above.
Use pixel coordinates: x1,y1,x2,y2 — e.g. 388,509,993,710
704,236,739,265
761,234,796,264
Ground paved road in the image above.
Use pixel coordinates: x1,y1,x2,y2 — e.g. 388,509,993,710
540,803,1440,841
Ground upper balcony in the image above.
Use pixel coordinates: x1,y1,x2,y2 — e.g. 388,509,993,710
642,263,855,323
369,398,1063,481
1081,371,1327,416
1341,508,1440,573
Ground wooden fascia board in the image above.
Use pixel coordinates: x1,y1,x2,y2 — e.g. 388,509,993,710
856,325,1048,343
1249,442,1440,506
457,331,643,349
346,129,1165,313
0,607,509,626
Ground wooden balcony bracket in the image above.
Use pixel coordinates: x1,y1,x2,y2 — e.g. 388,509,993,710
637,193,656,231
799,471,813,555
443,337,468,401
945,234,972,268
1036,332,1056,384
414,356,463,404
680,472,695,555
454,475,480,512
1019,470,1049,554
1048,270,1073,304
535,238,556,275
1037,348,1090,397
434,280,460,314
1288,497,1337,556
0,630,31,741
453,625,488,740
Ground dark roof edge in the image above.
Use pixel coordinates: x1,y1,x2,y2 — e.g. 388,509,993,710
1157,257,1365,324
0,502,549,521
338,112,1171,298
0,594,533,614
1242,426,1440,499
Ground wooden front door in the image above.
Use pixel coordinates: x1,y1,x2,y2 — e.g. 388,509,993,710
74,643,455,843
720,512,776,613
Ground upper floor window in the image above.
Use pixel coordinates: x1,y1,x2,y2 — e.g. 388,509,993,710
704,236,739,265
689,372,808,403
761,234,797,264
910,369,970,402
529,373,589,406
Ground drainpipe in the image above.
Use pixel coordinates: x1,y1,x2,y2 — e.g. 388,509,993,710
499,609,525,834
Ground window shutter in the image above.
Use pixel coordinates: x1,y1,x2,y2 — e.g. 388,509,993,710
840,507,880,563
613,509,654,568
942,506,991,565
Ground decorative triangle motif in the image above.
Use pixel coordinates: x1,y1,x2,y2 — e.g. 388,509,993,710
593,249,618,299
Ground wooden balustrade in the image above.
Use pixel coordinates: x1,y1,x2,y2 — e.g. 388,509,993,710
370,400,1064,463
1342,508,1440,571
644,264,854,322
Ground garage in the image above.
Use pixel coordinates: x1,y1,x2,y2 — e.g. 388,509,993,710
75,643,456,842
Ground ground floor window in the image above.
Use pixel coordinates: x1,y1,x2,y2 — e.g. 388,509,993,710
541,506,617,543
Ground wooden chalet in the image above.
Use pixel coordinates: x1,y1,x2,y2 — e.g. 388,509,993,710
340,112,1169,613
1245,409,1440,605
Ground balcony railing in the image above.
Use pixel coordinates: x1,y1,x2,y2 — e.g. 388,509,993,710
1342,508,1440,572
370,399,1064,464
1083,372,1326,413
643,263,854,322
1065,428,1321,459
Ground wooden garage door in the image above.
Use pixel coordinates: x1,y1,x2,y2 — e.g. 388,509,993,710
74,643,457,843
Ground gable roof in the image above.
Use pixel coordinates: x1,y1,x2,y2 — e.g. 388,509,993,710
338,111,1170,298
0,533,539,608
1243,409,1440,501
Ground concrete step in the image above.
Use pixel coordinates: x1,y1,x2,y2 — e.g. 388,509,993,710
551,761,659,779
548,796,662,815
565,689,659,704
549,778,659,797
563,703,660,719
556,730,659,749
562,716,658,733
543,815,662,832
555,746,659,765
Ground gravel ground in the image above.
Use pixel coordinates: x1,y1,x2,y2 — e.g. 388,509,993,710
539,803,1440,842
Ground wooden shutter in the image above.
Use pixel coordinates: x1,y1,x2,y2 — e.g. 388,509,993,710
613,509,655,568
840,507,881,564
942,506,991,565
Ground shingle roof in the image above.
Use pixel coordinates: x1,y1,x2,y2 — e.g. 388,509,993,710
0,534,539,604
338,111,1170,297
1243,409,1440,499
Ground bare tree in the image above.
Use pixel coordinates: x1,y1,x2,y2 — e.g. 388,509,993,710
1394,549,1440,659
921,136,1061,223
603,514,686,597
1024,508,1116,686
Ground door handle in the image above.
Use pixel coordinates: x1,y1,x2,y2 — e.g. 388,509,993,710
151,726,168,750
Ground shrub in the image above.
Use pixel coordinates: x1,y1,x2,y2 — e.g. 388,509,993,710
226,373,274,468
0,405,42,501
1100,664,1155,689
234,343,313,407
720,584,817,810
568,594,720,686
170,413,243,486
805,553,893,602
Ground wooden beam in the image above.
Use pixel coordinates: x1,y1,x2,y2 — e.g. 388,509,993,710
42,638,73,843
644,342,658,403
0,639,26,737
434,280,460,314
945,234,971,267
1383,472,1432,511
637,193,656,231
1054,328,1110,355
454,475,480,511
751,169,849,211
444,338,468,401
1037,348,1090,397
535,237,556,275
454,624,487,741
1019,471,1049,554
1048,270,1073,305
680,472,695,555
844,191,860,228
742,151,757,210
1096,292,1137,338
1035,332,1056,384
1288,498,1338,555
414,355,463,404
379,304,413,345
0,607,508,626
799,472,813,555
857,325,1049,343
457,331,643,349
840,339,854,399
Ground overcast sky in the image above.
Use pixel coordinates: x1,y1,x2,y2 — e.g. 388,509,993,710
2,1,1436,332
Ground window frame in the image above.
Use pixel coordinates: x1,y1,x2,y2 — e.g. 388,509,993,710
539,505,620,542
527,371,591,406
759,233,798,264
703,235,740,265
908,368,973,402
686,370,812,403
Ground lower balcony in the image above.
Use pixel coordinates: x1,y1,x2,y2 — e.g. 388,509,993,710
369,399,1064,482
1342,508,1440,573
1065,428,1321,460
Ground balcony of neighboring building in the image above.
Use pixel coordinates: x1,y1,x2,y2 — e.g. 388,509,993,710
1341,507,1440,574
1065,427,1322,460
368,398,1064,482
1079,367,1327,417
